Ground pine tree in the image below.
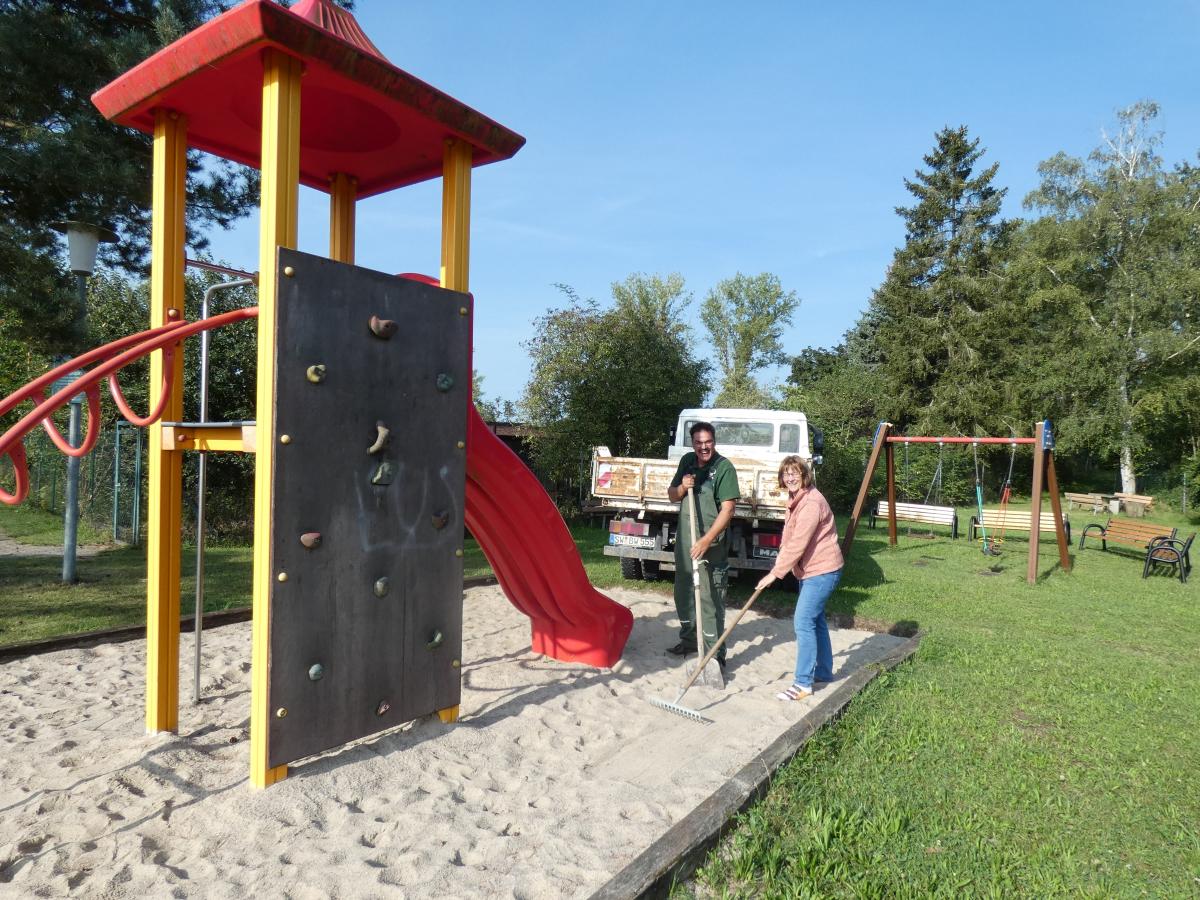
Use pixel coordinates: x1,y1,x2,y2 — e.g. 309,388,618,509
865,126,1011,432
0,1,352,357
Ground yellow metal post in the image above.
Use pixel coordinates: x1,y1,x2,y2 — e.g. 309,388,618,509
145,109,188,734
437,139,471,727
440,139,472,292
250,49,302,789
329,173,357,264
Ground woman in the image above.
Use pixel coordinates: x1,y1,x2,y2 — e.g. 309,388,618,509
756,455,844,701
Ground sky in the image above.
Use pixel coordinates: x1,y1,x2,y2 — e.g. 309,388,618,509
202,0,1200,407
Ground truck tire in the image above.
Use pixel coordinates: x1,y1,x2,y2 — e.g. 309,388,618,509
641,560,661,581
620,557,643,580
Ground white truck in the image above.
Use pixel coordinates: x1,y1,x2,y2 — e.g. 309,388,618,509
590,408,824,581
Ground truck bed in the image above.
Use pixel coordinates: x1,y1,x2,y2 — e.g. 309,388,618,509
591,453,789,520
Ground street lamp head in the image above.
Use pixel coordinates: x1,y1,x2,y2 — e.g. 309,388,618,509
50,220,119,276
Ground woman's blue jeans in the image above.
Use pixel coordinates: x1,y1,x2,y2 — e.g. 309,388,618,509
792,569,843,688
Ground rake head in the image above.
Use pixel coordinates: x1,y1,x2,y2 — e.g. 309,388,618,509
648,695,713,724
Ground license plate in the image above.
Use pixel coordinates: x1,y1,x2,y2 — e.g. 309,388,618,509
752,546,779,559
609,534,656,549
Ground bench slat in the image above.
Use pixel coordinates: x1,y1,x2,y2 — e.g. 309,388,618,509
977,511,1061,530
875,501,956,525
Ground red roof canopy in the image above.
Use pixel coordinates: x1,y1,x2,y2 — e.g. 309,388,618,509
92,0,525,199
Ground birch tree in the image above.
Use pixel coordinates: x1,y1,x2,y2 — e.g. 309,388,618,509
1021,102,1200,492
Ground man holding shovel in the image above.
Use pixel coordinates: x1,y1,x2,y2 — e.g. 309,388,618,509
666,421,740,669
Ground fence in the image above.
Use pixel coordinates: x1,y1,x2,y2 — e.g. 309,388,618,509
12,422,147,544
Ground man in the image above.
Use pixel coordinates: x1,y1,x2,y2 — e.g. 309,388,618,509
666,421,740,667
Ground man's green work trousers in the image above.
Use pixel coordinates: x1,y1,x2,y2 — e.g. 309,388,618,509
674,482,729,663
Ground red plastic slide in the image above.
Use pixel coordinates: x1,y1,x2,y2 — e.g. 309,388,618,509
465,408,632,667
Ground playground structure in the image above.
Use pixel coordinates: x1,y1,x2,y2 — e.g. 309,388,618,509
0,0,632,787
842,421,1071,584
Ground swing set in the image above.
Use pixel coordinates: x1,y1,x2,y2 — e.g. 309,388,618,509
842,420,1071,584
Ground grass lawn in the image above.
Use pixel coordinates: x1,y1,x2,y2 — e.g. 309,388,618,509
686,501,1200,898
0,502,110,546
3,500,1198,894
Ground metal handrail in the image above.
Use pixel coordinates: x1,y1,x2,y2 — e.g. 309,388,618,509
0,307,258,505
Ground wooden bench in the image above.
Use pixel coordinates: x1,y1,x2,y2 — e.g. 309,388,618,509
1114,492,1155,517
1143,533,1194,583
1078,517,1174,554
1064,492,1106,514
969,509,1070,544
869,500,958,538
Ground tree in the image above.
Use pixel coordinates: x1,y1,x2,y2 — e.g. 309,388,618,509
1018,102,1200,492
864,126,1012,433
0,1,352,358
472,371,519,422
700,272,799,407
522,276,709,488
783,345,889,509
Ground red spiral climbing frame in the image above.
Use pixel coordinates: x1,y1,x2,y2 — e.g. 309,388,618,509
0,308,258,505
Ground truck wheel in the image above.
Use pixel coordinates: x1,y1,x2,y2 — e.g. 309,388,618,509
641,561,661,582
620,557,643,580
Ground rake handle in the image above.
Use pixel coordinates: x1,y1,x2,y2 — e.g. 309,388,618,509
672,586,767,704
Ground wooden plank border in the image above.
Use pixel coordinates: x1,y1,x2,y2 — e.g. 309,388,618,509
590,627,922,900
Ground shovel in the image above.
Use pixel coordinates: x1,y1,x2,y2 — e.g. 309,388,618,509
688,486,726,682
649,586,767,723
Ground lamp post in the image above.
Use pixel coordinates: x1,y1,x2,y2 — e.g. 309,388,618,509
50,221,118,584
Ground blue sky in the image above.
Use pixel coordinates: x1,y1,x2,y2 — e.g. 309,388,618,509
203,1,1200,407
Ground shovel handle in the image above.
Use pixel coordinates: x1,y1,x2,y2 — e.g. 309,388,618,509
688,486,705,660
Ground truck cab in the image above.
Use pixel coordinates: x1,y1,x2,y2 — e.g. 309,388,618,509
669,408,819,464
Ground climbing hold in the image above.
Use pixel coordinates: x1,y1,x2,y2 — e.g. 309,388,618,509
456,440,465,450
426,630,444,650
277,571,288,583
275,707,288,718
283,266,295,278
454,549,463,558
371,461,396,486
367,422,390,455
306,364,327,384
308,663,324,681
375,700,390,716
280,434,291,444
436,373,454,392
300,532,322,549
368,315,397,340
451,659,461,669
373,577,390,598
431,511,449,530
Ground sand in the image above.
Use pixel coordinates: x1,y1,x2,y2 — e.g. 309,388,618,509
0,585,905,898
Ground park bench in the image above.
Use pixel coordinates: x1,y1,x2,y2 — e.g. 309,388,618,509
1078,517,1174,555
1114,492,1155,517
869,500,958,538
1064,492,1106,514
1142,533,1194,584
969,509,1070,544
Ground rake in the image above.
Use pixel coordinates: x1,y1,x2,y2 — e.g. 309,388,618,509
649,586,767,723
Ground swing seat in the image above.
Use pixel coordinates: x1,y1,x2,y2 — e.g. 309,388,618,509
970,509,1070,544
870,500,958,538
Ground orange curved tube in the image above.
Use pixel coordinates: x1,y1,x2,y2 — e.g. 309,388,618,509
107,345,176,427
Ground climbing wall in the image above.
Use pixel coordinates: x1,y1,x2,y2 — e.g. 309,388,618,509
266,249,470,768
